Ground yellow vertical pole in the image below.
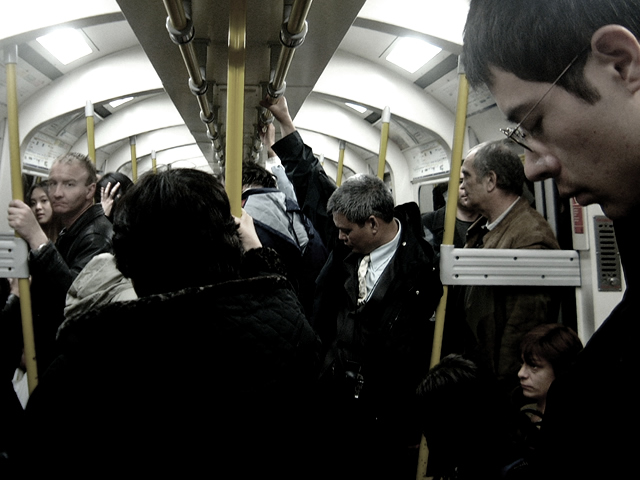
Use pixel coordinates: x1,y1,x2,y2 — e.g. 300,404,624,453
377,106,390,179
431,71,469,366
151,149,157,174
225,0,246,217
336,140,346,186
85,101,96,164
130,136,138,182
5,45,38,393
416,62,470,480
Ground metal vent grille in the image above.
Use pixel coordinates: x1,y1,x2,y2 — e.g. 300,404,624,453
594,216,622,291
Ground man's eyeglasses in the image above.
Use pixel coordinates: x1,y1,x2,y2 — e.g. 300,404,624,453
500,47,589,152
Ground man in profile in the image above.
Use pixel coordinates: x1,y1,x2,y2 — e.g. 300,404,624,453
422,171,481,255
313,173,442,479
463,0,640,477
7,152,112,374
460,141,559,387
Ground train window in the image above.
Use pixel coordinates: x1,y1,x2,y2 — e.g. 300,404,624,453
419,181,448,213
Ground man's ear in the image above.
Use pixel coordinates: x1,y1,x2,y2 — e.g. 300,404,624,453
484,171,497,192
86,182,97,201
367,215,379,233
591,25,640,93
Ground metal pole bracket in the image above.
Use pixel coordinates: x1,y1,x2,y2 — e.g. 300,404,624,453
166,14,195,45
280,20,308,48
0,235,29,279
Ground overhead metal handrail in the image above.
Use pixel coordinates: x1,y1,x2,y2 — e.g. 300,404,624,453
257,0,313,140
267,0,313,103
163,0,223,161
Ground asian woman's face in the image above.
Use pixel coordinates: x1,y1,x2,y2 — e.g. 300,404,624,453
29,186,53,225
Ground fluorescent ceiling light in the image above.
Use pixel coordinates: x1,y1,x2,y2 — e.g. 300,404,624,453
36,28,92,65
109,97,134,109
345,102,367,114
386,37,441,73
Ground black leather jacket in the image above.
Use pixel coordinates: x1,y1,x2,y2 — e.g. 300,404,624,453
29,204,113,374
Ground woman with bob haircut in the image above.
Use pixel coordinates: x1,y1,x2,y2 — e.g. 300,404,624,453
518,323,583,416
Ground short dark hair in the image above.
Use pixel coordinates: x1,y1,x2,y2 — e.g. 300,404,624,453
53,152,97,185
416,354,515,478
326,174,395,224
520,323,583,379
113,169,242,297
241,162,276,189
463,0,640,103
95,172,134,203
470,141,525,196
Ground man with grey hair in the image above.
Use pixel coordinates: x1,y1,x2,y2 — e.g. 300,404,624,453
7,152,113,375
313,173,442,479
460,141,560,388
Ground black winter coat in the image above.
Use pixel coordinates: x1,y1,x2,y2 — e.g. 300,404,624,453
24,249,322,478
313,203,441,426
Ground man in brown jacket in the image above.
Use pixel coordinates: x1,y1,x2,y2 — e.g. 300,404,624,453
460,140,560,386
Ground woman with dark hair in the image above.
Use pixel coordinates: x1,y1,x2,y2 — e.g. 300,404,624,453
25,168,322,478
95,172,134,220
27,182,61,242
515,323,583,460
518,323,583,416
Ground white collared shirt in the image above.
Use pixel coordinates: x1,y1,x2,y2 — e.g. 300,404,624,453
486,197,521,231
361,219,402,302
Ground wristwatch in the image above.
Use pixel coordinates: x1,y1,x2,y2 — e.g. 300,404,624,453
28,240,50,260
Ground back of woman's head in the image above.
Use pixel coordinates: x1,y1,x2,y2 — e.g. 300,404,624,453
520,324,583,379
113,169,242,297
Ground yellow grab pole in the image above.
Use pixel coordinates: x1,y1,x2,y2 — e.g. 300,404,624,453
130,136,138,182
85,101,96,164
431,69,468,366
377,106,390,180
336,140,346,186
225,0,246,217
151,149,157,174
5,45,38,393
416,61,470,480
